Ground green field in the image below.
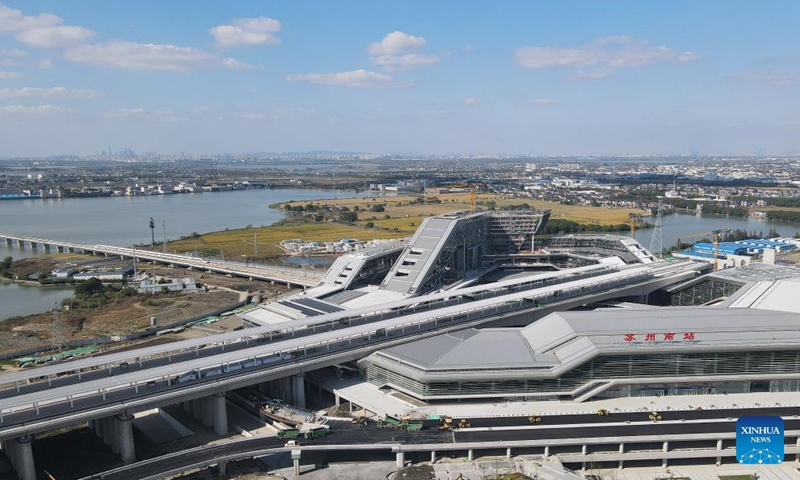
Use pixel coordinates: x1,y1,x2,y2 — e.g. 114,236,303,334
165,191,644,260
166,223,403,260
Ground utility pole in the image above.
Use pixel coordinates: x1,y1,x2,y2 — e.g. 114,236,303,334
51,301,63,353
149,217,155,246
162,220,167,253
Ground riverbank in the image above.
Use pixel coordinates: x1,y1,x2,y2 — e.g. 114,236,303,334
164,192,645,260
0,256,295,356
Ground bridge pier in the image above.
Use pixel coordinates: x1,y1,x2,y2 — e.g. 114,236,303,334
395,451,405,468
212,392,228,436
57,246,64,253
43,244,51,252
216,460,228,476
101,416,114,446
5,238,11,245
16,239,23,247
292,373,306,409
8,436,36,480
291,449,302,476
192,398,203,420
202,397,214,428
662,441,669,468
431,450,436,463
116,414,136,464
29,242,37,249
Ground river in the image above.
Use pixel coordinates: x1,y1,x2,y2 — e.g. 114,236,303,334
0,188,373,320
2,192,799,321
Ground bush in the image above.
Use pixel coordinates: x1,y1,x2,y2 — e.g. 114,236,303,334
365,222,375,228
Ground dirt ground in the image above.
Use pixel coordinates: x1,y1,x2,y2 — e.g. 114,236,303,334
0,256,298,357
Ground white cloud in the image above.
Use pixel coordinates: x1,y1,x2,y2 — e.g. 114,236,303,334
0,71,21,80
0,86,101,98
532,97,557,105
371,53,440,72
368,31,426,55
16,25,95,48
367,31,439,72
243,113,270,120
463,97,477,105
463,45,474,54
192,106,215,114
65,41,238,71
105,107,185,122
286,69,413,88
0,48,26,57
222,57,260,70
734,71,800,86
37,58,52,69
0,3,61,34
514,36,698,78
210,17,281,46
0,104,70,114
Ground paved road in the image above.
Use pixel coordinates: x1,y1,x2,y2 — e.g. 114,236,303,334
87,423,450,480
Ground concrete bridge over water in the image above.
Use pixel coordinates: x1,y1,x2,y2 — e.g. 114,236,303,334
0,232,323,288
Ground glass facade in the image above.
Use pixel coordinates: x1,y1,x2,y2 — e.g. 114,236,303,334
365,348,800,400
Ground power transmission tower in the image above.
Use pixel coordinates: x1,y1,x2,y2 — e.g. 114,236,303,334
649,200,664,259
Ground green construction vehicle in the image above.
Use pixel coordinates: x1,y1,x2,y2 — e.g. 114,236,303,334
378,415,403,428
304,427,328,439
277,428,301,439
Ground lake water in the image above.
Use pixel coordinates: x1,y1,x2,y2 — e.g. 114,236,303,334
633,213,800,250
1,192,799,321
0,188,372,320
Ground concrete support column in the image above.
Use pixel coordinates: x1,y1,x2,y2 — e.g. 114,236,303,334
87,419,96,430
116,414,136,464
94,418,103,437
212,392,228,436
217,460,228,476
292,373,306,409
506,448,512,459
618,460,624,469
182,401,192,414
202,396,214,428
292,450,302,476
544,445,550,458
431,451,436,463
468,449,474,462
662,441,669,468
581,444,587,455
335,393,341,407
663,441,669,452
14,436,36,480
109,417,120,454
619,443,625,454
280,377,292,403
796,437,800,462
5,238,11,245
192,398,203,420
396,451,405,468
102,417,113,446
718,438,725,465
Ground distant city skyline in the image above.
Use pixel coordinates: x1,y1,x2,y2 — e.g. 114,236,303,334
0,1,799,157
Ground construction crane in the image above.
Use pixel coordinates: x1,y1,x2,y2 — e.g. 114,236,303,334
470,186,476,211
628,213,641,238
677,228,730,271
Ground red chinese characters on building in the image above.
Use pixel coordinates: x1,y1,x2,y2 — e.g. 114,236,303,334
623,332,695,343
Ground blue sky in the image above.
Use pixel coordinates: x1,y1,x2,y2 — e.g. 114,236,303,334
0,1,798,156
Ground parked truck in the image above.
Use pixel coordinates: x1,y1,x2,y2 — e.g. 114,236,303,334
277,428,301,439
304,427,328,439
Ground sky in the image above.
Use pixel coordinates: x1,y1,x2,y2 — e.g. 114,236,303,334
0,1,799,157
